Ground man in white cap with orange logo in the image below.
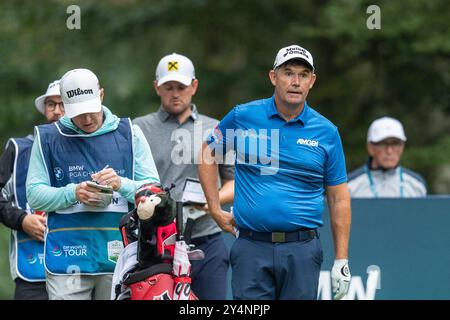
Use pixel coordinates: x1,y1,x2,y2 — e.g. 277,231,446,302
26,68,160,299
348,116,427,197
0,79,64,299
133,53,235,300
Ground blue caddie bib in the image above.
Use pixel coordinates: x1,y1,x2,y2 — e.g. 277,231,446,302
36,118,134,275
8,136,46,281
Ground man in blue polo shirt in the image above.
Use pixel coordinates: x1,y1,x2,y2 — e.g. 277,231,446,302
199,45,351,300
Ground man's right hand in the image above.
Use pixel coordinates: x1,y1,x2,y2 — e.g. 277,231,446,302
75,182,102,206
22,214,46,242
210,208,236,236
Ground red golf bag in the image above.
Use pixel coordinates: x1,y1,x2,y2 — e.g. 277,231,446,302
112,183,198,300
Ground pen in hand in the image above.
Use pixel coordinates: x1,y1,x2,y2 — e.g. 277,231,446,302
92,165,109,183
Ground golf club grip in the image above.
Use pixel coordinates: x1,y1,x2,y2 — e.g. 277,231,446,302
183,218,195,244
176,201,183,237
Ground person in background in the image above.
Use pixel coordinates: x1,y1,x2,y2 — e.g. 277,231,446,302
133,53,234,299
348,116,427,198
0,79,64,300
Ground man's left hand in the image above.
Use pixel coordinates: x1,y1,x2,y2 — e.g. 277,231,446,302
192,203,209,212
331,259,351,300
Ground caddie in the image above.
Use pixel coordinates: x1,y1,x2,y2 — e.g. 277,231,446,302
26,68,160,300
0,79,64,299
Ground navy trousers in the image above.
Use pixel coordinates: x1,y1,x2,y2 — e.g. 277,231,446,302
190,233,230,300
230,235,323,300
14,278,48,300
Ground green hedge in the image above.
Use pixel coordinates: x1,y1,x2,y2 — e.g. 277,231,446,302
0,225,14,299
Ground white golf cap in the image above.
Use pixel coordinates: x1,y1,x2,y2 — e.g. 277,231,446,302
155,53,195,86
273,45,314,71
34,80,61,115
367,116,407,143
60,68,102,118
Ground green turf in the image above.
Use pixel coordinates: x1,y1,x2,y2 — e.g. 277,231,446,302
0,224,14,299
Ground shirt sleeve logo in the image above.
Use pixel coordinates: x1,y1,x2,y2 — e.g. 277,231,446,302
210,125,223,143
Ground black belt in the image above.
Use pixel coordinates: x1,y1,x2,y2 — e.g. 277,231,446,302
189,232,221,246
239,228,318,243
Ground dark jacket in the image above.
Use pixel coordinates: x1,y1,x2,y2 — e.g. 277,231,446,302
0,142,26,230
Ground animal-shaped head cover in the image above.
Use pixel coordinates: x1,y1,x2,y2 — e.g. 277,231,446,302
135,183,176,226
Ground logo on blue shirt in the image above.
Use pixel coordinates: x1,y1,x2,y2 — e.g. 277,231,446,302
296,138,319,147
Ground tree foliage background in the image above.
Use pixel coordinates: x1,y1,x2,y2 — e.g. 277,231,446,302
0,0,448,298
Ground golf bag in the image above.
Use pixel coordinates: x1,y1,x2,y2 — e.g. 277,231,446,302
111,183,202,300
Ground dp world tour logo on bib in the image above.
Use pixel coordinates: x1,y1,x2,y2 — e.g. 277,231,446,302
54,167,64,181
27,254,37,265
51,246,63,257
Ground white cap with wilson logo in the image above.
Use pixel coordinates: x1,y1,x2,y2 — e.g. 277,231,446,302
155,53,195,86
60,68,102,118
367,116,407,143
34,80,61,115
273,45,314,71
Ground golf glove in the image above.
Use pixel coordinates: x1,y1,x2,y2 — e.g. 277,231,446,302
173,241,191,277
331,259,351,300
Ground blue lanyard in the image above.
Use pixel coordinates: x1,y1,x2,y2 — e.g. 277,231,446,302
365,166,404,198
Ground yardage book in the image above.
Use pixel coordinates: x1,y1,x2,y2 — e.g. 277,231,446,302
181,178,206,205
